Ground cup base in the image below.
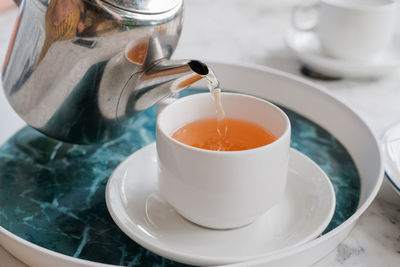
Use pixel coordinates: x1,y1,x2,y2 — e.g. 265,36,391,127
321,45,385,63
171,205,264,230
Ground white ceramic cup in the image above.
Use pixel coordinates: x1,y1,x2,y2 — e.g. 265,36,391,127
292,0,398,61
156,93,291,229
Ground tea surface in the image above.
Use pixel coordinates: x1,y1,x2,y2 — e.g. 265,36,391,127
172,118,276,151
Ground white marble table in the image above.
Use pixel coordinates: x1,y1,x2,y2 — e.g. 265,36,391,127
0,1,400,266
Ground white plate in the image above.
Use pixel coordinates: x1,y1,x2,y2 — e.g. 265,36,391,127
0,62,383,267
286,28,400,79
382,123,400,195
106,143,335,266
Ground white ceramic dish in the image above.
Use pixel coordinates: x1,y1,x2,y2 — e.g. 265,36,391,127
105,144,335,266
0,62,383,267
285,28,400,79
381,123,400,195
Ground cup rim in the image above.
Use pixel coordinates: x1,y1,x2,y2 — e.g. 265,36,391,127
156,92,291,155
323,0,398,12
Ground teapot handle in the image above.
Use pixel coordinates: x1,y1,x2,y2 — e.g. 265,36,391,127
291,2,319,31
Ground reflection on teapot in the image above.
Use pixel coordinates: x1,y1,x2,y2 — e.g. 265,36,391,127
2,0,209,144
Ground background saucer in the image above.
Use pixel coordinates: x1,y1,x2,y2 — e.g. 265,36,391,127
286,29,400,79
382,123,400,195
106,144,335,266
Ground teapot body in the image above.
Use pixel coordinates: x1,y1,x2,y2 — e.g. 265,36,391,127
2,0,184,144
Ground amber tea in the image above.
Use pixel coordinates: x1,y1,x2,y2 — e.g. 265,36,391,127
172,118,276,151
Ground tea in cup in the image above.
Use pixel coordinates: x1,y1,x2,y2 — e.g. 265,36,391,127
292,0,398,61
156,93,291,229
172,117,277,151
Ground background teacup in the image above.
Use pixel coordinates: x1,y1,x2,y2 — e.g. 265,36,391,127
156,93,291,229
292,0,398,62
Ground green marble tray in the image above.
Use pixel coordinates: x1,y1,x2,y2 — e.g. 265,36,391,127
0,89,360,266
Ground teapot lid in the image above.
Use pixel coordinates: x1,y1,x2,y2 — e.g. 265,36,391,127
101,0,181,14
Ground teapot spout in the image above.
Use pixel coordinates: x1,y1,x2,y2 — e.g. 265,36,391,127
120,59,210,114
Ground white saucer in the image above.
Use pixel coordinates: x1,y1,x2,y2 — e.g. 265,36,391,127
286,29,400,79
106,143,336,266
382,123,400,195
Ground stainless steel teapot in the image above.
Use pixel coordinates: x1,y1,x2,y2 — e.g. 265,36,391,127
2,0,210,144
